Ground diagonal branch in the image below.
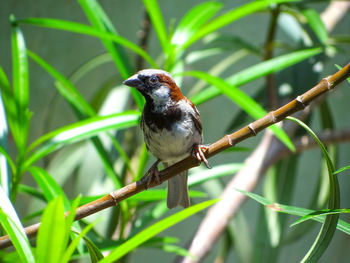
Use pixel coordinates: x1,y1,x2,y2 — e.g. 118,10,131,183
0,63,349,249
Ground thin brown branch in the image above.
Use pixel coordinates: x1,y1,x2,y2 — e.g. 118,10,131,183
135,10,151,71
264,5,280,109
0,64,349,249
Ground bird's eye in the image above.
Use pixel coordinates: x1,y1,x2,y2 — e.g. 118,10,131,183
148,76,158,85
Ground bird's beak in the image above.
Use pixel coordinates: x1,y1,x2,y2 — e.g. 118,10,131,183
123,74,144,89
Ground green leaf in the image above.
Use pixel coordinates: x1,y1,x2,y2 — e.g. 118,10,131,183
36,196,66,263
334,165,350,175
17,18,157,69
301,8,329,45
27,50,95,118
183,0,297,49
25,111,140,168
129,189,205,202
286,117,339,263
28,166,70,208
61,223,96,263
172,1,222,47
143,0,169,53
188,163,244,187
18,184,45,202
78,0,145,109
0,66,20,149
10,15,30,153
292,209,350,227
82,235,104,262
0,92,11,195
183,71,295,151
236,189,350,235
100,199,219,262
0,186,34,263
191,47,322,105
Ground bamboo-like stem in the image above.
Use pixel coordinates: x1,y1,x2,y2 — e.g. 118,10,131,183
0,63,349,249
264,5,280,109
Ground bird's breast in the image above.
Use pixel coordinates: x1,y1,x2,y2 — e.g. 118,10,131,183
141,109,202,163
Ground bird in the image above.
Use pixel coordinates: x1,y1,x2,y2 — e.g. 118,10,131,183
123,69,210,208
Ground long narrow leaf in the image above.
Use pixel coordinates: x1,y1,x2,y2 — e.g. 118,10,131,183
183,0,297,49
78,0,144,109
142,0,169,53
25,111,140,167
0,92,11,195
100,199,218,262
10,16,30,153
286,117,339,263
171,1,223,47
17,18,157,69
191,47,322,105
36,197,66,263
0,66,20,147
301,8,328,45
236,189,350,235
28,166,70,209
0,186,34,263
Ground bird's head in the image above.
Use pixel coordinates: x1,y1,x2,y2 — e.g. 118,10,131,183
123,69,183,105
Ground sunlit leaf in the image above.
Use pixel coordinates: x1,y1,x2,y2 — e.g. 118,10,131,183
0,186,34,263
100,199,218,262
25,111,140,167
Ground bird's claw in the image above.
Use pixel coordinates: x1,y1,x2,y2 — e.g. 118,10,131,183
192,144,211,169
141,159,161,188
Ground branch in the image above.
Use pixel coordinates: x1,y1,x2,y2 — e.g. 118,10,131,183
0,64,349,249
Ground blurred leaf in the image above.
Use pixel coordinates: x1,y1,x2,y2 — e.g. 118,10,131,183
191,47,322,104
183,0,297,49
335,64,350,84
172,1,222,47
167,1,223,69
136,143,149,181
28,166,70,208
18,184,45,202
17,18,157,69
301,8,328,45
334,165,350,175
10,15,31,154
0,186,34,263
292,209,350,227
188,163,244,187
0,91,11,195
27,50,95,117
236,189,350,235
82,235,104,262
129,189,205,202
0,66,21,152
69,53,113,85
36,196,66,263
286,117,339,263
25,111,140,168
143,0,169,53
61,219,96,263
78,0,132,77
100,199,219,262
183,71,295,151
78,0,145,109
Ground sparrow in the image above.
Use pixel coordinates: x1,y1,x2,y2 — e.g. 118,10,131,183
123,69,210,208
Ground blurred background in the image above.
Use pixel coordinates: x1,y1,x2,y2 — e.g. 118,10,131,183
1,0,350,262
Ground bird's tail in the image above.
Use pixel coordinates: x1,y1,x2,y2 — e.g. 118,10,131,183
167,170,190,209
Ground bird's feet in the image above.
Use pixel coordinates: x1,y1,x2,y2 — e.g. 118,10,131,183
192,144,211,169
141,159,161,188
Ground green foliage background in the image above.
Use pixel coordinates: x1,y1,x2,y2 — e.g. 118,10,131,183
0,0,350,262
